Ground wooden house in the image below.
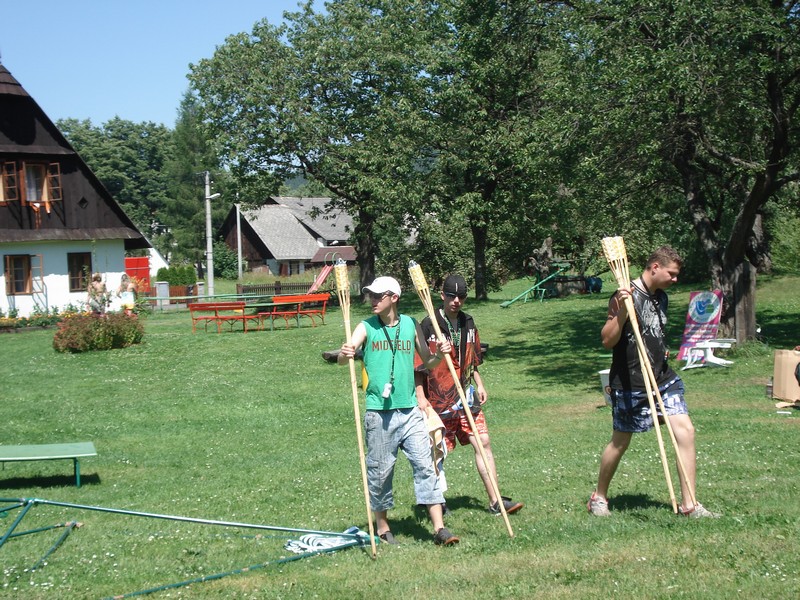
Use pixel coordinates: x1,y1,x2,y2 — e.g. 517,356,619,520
0,63,148,317
219,197,355,276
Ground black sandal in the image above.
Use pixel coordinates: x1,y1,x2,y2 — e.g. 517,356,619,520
378,531,399,545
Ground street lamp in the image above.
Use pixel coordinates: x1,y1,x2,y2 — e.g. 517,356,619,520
204,171,221,297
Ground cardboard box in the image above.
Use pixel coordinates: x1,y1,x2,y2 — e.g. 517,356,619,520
773,349,800,401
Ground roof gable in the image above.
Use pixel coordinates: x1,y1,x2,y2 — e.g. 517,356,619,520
0,63,148,249
0,65,79,155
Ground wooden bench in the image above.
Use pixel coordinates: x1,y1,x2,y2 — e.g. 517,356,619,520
259,293,330,330
0,442,97,487
189,302,260,333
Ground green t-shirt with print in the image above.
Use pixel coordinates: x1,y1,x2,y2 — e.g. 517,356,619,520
363,314,418,410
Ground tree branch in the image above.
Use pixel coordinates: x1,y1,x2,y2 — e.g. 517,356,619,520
696,133,763,171
775,170,800,188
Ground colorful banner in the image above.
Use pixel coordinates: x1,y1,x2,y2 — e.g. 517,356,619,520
677,290,724,360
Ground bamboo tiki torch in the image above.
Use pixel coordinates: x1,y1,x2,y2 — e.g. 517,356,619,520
334,259,378,557
408,260,514,537
600,236,684,512
636,318,698,508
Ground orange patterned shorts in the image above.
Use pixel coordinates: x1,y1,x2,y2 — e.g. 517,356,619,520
441,410,489,451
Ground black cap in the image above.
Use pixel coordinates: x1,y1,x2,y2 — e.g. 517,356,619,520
442,274,467,296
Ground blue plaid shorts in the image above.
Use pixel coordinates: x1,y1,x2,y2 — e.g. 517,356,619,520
611,378,688,433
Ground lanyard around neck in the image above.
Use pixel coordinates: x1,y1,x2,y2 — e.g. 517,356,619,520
380,316,402,385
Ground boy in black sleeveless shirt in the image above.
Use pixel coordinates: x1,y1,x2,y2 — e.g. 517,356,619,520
588,247,719,518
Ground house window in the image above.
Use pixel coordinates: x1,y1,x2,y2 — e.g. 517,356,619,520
0,162,18,204
4,255,32,295
22,162,62,205
68,253,92,292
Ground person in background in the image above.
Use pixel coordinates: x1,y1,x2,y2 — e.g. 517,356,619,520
87,272,109,315
415,274,524,517
117,274,137,315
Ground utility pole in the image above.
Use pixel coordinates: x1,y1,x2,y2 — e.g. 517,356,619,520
236,201,243,280
204,171,220,297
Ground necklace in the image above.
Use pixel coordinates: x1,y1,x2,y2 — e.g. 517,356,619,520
440,308,460,363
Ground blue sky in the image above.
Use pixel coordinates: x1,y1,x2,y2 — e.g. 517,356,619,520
1,1,310,128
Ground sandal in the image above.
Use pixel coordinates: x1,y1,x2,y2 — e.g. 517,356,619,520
379,531,399,545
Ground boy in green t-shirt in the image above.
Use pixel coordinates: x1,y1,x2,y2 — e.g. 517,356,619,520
339,276,459,546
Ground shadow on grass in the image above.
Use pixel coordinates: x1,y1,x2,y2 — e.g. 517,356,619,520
386,513,440,542
757,307,800,349
441,494,486,512
0,473,101,490
608,493,671,513
490,304,610,388
488,287,800,388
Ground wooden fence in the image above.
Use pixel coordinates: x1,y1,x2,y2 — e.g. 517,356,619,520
236,282,310,295
236,281,359,296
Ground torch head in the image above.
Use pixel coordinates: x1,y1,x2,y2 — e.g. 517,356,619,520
407,260,427,291
334,259,349,291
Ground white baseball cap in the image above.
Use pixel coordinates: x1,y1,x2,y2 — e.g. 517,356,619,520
362,276,402,298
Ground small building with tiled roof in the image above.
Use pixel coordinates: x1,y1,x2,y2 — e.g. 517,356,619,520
219,198,354,276
0,62,149,317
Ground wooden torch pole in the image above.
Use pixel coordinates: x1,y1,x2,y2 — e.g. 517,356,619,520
334,259,377,558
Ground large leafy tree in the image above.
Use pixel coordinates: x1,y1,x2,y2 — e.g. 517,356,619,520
415,0,558,298
190,0,562,296
561,0,800,339
58,117,176,244
189,2,435,289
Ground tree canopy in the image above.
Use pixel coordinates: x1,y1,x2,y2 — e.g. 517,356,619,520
557,0,800,335
62,0,799,338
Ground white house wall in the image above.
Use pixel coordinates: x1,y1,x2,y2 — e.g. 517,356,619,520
1,239,128,317
148,247,169,279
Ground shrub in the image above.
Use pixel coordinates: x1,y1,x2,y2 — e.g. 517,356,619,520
213,240,245,279
53,313,144,353
156,265,198,286
23,305,61,328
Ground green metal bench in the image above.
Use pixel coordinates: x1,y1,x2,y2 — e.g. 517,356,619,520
0,442,97,487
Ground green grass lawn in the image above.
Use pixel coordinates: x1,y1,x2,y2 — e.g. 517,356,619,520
1,274,799,599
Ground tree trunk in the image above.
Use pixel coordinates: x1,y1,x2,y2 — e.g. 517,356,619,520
733,261,757,343
746,212,772,274
471,222,489,300
679,148,763,343
469,179,498,301
717,259,757,342
354,207,377,300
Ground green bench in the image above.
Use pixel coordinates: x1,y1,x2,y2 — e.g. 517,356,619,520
0,442,97,487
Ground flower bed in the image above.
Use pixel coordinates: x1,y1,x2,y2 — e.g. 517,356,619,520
53,313,145,353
